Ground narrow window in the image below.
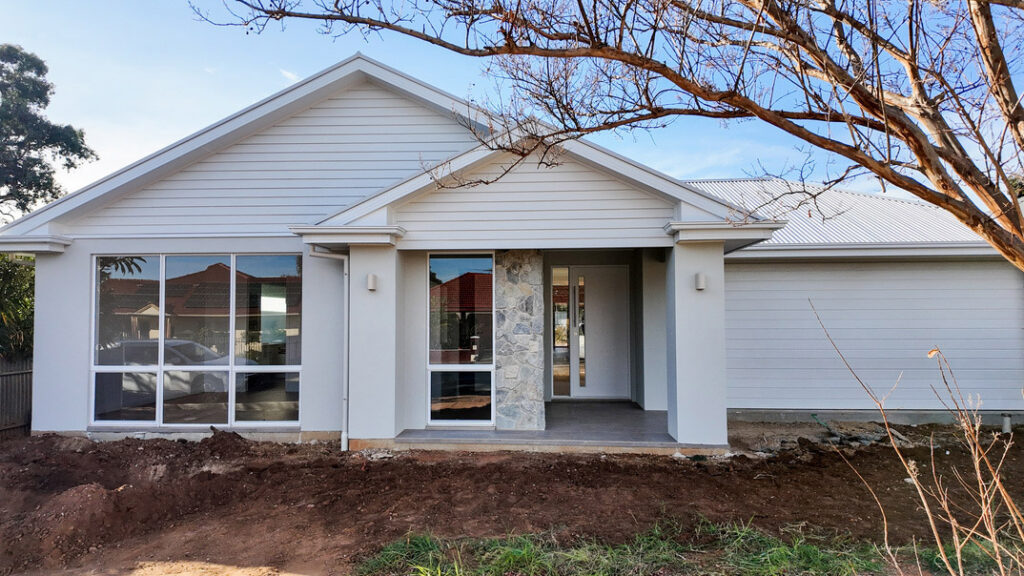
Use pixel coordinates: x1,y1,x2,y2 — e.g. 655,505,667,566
94,256,160,422
428,254,494,423
162,256,231,425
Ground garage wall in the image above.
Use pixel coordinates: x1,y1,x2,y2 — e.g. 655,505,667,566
725,259,1024,411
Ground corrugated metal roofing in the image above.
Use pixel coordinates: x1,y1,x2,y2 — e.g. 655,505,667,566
683,178,984,246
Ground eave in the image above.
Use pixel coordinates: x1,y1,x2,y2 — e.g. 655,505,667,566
664,221,787,253
289,225,406,247
0,235,73,254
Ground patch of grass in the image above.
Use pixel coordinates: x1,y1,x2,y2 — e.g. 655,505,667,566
358,534,448,576
697,519,884,576
475,535,553,576
917,540,1002,575
359,521,886,576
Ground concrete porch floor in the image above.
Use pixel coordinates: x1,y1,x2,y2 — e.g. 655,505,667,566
387,401,722,455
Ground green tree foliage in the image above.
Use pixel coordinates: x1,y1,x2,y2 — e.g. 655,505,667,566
0,43,96,221
0,45,96,358
0,254,34,360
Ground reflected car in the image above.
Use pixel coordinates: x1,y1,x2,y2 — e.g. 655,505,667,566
98,339,236,396
98,339,231,366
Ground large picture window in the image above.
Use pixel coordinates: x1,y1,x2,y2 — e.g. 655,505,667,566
428,254,494,423
92,254,301,426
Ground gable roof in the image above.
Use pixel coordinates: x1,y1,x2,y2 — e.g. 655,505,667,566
316,138,753,227
0,53,485,238
685,178,993,256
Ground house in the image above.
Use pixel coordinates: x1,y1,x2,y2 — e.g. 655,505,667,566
1,55,1021,452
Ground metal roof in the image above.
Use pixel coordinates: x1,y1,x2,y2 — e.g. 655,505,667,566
683,178,984,246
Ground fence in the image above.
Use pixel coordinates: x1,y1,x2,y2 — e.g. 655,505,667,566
0,358,31,439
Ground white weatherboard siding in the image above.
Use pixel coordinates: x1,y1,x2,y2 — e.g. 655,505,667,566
393,157,680,249
725,260,1024,411
64,81,477,236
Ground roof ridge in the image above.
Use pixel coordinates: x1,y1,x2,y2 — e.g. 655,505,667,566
683,177,772,183
829,186,937,208
689,177,939,210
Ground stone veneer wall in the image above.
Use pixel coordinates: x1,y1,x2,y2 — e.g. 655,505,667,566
494,250,546,430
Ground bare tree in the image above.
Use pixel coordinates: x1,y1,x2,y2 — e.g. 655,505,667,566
200,0,1024,270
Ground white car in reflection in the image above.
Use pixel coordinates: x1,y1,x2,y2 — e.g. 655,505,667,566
98,339,262,396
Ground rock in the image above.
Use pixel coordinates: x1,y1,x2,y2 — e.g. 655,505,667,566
494,250,545,431
359,449,394,461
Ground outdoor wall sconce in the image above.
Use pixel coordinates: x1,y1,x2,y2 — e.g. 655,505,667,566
694,272,707,291
367,273,379,292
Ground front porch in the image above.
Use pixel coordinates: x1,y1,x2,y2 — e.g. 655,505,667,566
386,401,721,455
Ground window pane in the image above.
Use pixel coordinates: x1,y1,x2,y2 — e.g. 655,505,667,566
94,372,156,421
96,256,160,365
165,256,231,366
163,371,228,424
235,255,302,365
430,371,491,421
429,255,493,364
551,267,570,396
235,372,299,422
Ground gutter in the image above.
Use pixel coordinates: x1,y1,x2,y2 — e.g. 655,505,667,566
726,242,998,260
307,245,351,451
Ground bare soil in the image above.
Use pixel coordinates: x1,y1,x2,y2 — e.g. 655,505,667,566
0,423,1018,575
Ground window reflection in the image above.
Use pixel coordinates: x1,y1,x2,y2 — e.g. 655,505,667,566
165,256,231,364
429,255,493,364
430,371,491,421
95,256,160,365
235,255,302,366
163,371,228,424
93,253,302,425
235,372,299,422
94,372,157,421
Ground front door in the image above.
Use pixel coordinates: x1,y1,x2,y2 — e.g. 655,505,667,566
551,265,630,398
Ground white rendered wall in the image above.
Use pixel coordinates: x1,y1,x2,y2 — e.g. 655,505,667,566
347,245,399,439
666,242,728,445
396,251,428,432
725,259,1024,411
641,249,668,410
32,236,345,433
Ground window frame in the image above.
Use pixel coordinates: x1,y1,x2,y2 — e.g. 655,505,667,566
89,253,302,429
425,251,496,427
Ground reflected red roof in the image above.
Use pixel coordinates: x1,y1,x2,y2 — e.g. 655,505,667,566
102,263,300,316
430,272,492,313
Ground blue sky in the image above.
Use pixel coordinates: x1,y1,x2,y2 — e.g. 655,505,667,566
3,1,880,196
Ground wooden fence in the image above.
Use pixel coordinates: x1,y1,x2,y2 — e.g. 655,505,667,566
0,358,31,439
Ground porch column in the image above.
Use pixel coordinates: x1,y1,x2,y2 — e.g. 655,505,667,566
666,241,728,446
347,245,399,439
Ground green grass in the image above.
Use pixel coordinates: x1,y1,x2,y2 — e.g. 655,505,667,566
357,534,449,576
357,521,888,576
695,519,883,576
917,540,1003,575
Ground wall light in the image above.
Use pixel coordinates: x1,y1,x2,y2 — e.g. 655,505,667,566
694,272,707,291
367,273,379,292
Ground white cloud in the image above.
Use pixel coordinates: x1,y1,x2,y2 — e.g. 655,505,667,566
279,68,299,82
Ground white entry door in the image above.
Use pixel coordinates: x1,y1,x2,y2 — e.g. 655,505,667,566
552,265,631,398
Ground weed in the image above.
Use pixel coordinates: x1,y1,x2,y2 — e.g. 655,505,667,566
358,534,446,576
358,521,884,576
918,540,1004,575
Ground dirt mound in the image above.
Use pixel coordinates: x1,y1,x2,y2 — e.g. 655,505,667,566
197,427,252,457
0,425,1018,575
